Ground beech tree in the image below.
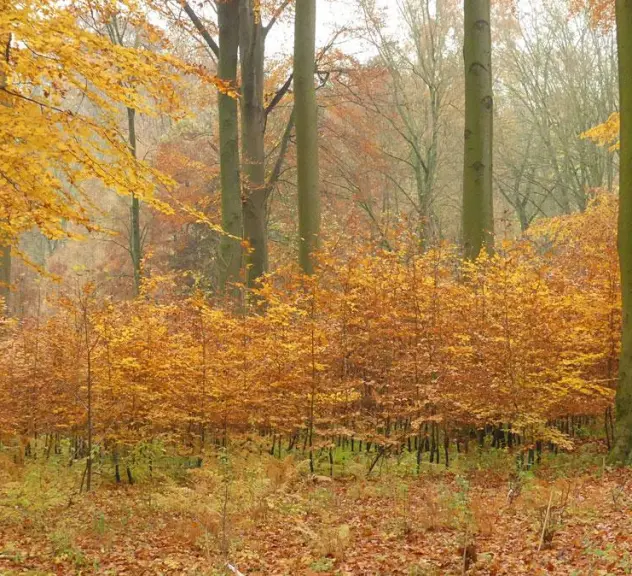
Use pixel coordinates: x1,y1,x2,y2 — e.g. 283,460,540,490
239,0,267,286
613,0,632,463
217,0,243,289
238,0,295,287
181,1,243,290
178,0,295,288
294,0,321,274
462,0,494,259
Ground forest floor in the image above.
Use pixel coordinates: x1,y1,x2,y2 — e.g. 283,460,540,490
1,442,632,575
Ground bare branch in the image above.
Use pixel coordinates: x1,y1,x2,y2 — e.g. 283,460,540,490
266,108,295,191
180,1,220,59
265,73,293,119
263,0,291,37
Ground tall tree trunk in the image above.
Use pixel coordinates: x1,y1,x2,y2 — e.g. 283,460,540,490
462,0,494,260
217,0,243,290
127,107,142,295
239,0,267,287
613,0,632,463
294,0,320,274
1,40,11,314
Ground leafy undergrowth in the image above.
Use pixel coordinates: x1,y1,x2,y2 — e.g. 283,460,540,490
1,446,632,575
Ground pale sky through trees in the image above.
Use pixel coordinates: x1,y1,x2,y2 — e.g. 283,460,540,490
266,0,544,62
266,0,380,61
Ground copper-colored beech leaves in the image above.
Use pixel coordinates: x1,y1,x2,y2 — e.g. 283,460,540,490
0,195,619,450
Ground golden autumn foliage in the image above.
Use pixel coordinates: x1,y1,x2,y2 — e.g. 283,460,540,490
0,0,222,257
0,194,619,453
0,3,628,574
582,112,620,150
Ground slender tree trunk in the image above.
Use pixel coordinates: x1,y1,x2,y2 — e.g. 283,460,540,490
127,107,142,295
83,302,93,492
0,244,10,315
240,0,268,287
462,0,494,260
217,0,243,290
294,0,320,274
106,18,143,295
613,0,632,463
516,196,530,232
414,159,432,244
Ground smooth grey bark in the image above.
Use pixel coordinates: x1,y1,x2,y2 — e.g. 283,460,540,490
294,0,321,274
181,1,242,291
613,0,632,463
183,0,293,289
239,0,267,286
217,0,243,290
462,0,494,260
